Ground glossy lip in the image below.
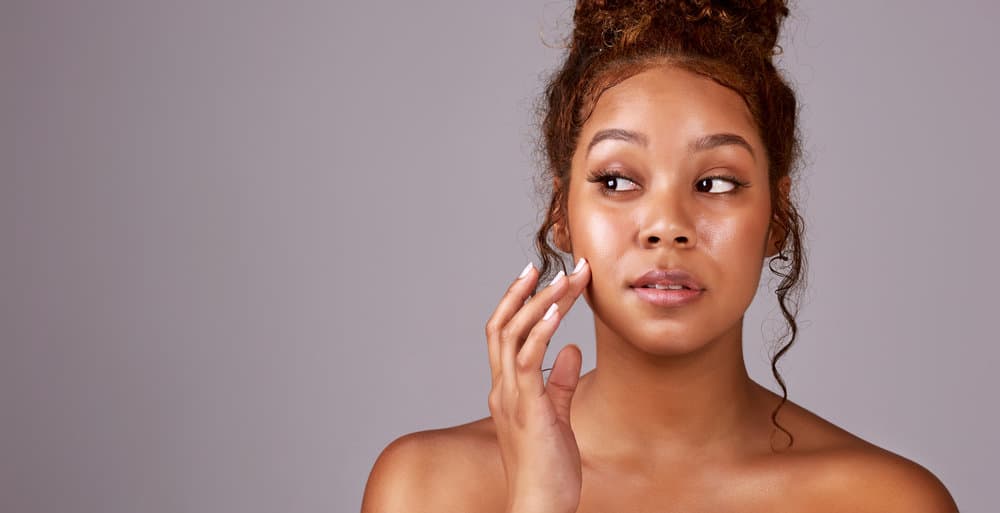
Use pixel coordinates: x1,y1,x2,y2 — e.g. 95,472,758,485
630,268,706,291
631,286,704,307
629,268,706,308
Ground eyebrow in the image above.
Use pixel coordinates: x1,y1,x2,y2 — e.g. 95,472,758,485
689,133,756,162
585,129,756,162
586,128,648,156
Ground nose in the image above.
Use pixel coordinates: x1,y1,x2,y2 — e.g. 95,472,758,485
637,189,696,250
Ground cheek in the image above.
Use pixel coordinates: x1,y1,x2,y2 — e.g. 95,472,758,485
570,209,628,262
700,211,769,287
568,204,632,307
571,206,767,263
699,215,743,250
569,204,631,269
701,209,769,254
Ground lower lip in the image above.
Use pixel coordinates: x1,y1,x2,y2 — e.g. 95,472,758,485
631,287,704,307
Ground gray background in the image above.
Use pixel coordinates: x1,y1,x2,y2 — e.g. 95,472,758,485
4,1,997,512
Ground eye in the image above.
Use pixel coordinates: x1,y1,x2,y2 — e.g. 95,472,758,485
695,175,749,194
587,170,639,194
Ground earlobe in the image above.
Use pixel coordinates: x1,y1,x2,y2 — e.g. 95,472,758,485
765,176,792,259
553,219,572,253
551,177,572,253
765,220,784,258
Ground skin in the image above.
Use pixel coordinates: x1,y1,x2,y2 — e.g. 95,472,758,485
361,65,958,513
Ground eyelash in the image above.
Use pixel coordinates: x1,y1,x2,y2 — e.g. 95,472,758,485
585,169,750,196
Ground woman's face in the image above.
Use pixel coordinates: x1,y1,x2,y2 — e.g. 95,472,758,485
561,65,781,355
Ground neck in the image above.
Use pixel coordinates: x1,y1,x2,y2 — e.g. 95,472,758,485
571,316,764,462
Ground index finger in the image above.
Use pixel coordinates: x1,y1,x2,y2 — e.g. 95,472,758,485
551,257,592,323
484,262,538,385
513,257,591,394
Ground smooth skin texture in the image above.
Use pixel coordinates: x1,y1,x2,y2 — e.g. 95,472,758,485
361,66,958,513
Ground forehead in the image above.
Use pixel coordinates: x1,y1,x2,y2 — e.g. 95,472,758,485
579,65,760,151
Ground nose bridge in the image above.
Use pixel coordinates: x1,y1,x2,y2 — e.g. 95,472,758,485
637,176,695,246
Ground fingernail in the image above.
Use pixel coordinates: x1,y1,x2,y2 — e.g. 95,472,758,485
517,262,533,279
547,270,565,287
572,257,586,275
543,303,559,321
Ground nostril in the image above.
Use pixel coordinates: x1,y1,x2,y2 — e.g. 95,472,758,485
675,236,688,244
648,236,661,243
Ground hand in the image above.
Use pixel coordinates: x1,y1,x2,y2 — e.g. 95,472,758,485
485,258,591,513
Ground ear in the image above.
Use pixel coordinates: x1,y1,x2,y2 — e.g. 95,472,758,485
553,217,572,253
765,175,792,259
764,223,783,259
551,177,572,253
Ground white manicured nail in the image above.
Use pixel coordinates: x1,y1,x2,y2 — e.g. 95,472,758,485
517,262,533,279
572,257,586,275
547,270,565,287
543,303,559,321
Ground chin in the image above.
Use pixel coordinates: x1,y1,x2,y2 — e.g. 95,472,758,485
591,293,746,357
628,323,722,356
593,310,731,358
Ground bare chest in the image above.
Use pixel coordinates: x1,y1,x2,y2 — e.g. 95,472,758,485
573,465,791,513
463,462,795,513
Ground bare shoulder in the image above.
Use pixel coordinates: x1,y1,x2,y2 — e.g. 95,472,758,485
770,396,958,513
813,445,958,513
361,416,505,513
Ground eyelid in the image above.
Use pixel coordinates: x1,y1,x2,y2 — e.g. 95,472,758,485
698,174,750,193
586,168,749,195
586,166,637,181
586,168,640,193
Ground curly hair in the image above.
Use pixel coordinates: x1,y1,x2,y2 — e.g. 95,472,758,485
532,0,807,449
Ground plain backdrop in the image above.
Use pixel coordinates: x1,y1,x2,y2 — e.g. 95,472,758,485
4,1,998,512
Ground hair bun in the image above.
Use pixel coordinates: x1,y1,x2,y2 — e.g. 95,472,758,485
574,0,789,62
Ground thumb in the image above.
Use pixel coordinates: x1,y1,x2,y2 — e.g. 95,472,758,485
545,344,582,424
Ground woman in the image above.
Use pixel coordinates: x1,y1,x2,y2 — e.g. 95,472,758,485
362,1,958,511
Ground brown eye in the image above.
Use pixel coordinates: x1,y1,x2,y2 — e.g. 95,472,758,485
586,171,640,194
603,175,638,192
696,176,745,194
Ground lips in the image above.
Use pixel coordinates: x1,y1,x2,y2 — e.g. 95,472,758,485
630,268,706,308
630,268,706,291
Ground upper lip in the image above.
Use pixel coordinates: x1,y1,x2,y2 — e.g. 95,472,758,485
631,268,706,291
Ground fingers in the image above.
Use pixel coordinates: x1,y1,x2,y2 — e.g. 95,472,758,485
546,344,583,425
514,258,591,397
510,300,562,397
500,268,570,395
485,262,539,386
485,258,591,404
552,258,592,321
